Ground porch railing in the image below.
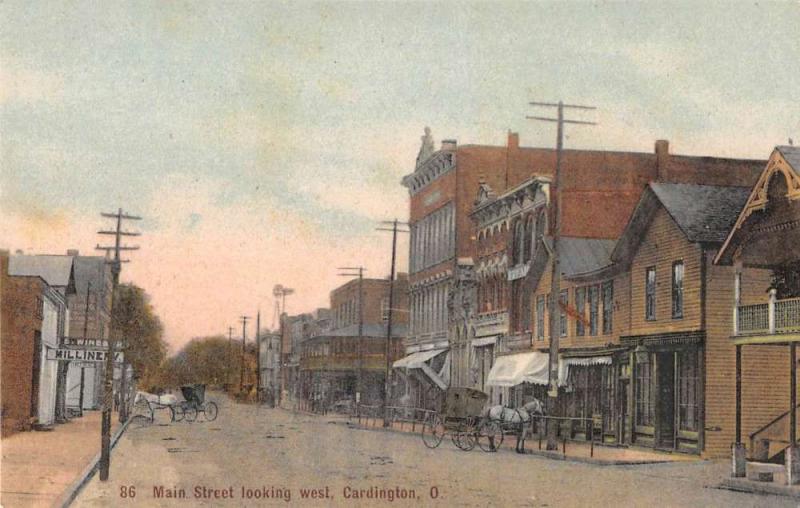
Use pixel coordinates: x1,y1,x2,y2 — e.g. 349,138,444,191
736,296,800,335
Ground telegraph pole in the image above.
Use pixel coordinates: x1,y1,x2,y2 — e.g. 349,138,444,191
227,326,234,387
239,316,250,393
256,309,262,402
377,220,409,426
528,100,596,450
338,266,366,404
96,208,141,481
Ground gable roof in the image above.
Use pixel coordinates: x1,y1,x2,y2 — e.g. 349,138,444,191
649,183,750,243
72,256,109,296
777,145,800,172
9,255,76,293
612,183,750,266
558,237,617,277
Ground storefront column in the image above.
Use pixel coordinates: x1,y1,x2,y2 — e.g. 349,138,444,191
732,344,745,477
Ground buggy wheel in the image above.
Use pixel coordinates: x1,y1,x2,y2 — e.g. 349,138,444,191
172,404,184,422
421,414,444,449
203,402,218,422
478,420,504,452
452,431,476,451
183,404,198,423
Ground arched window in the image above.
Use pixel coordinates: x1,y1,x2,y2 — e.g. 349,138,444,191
533,207,547,258
524,214,534,263
513,220,525,265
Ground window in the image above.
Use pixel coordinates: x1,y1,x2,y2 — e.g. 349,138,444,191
559,290,568,337
677,349,700,432
575,287,586,336
523,215,534,263
588,286,599,336
381,297,390,322
513,220,525,265
536,295,546,340
645,267,656,321
35,296,44,319
672,261,684,318
602,281,614,334
635,355,656,428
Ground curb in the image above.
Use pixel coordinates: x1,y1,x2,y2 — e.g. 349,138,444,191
347,418,693,467
53,417,133,508
718,478,800,500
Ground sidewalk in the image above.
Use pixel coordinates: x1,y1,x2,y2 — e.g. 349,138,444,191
0,410,121,508
348,415,699,465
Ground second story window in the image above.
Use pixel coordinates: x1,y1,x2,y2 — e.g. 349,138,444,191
602,281,614,334
536,295,545,340
381,297,390,322
513,220,525,265
672,261,684,318
646,267,656,321
559,290,568,337
588,285,599,336
575,287,586,336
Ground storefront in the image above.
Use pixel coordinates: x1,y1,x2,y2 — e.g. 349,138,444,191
625,332,704,454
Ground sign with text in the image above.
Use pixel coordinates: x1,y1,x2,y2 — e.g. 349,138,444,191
47,348,123,363
62,337,109,349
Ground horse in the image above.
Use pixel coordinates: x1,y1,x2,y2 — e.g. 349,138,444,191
482,399,546,453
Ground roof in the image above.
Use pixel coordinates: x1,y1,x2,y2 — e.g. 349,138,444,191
650,183,751,243
558,237,617,277
321,323,408,339
72,256,109,295
9,255,76,290
777,145,800,172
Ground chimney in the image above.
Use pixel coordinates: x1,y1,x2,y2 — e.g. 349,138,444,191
507,130,519,150
67,249,79,256
655,139,669,181
441,139,457,151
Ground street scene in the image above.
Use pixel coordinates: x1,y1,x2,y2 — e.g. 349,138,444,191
2,2,799,507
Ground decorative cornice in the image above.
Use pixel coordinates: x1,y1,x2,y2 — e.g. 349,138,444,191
401,151,457,195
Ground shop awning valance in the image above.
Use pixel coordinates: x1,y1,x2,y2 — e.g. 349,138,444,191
558,355,612,386
486,352,550,387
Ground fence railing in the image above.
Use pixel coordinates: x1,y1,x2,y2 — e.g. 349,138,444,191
737,296,800,335
350,404,436,431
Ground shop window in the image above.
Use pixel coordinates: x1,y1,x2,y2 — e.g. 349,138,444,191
645,267,656,321
677,349,700,432
672,261,684,318
575,287,586,336
602,281,614,334
635,357,656,428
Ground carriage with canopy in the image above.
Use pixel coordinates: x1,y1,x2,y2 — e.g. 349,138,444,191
420,387,503,452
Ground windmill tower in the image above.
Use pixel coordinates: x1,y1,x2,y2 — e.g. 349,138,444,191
271,284,295,329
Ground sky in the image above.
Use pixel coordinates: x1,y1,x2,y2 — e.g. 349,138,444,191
2,1,798,351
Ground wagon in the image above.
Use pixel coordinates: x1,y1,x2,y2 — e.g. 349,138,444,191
421,387,500,451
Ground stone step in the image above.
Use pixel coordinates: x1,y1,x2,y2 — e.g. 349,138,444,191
746,461,784,482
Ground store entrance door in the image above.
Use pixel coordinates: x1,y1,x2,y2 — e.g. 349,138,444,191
655,352,676,449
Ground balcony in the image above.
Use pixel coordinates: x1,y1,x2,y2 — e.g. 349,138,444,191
735,295,800,343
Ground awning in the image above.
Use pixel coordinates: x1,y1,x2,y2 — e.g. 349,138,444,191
558,355,612,386
393,348,449,390
393,348,446,369
472,336,497,347
486,352,550,387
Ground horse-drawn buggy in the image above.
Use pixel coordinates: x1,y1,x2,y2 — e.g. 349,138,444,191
132,384,218,423
421,387,503,452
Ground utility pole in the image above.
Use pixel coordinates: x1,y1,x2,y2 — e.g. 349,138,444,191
96,208,141,481
338,266,366,405
256,309,261,402
377,220,409,426
78,281,92,418
239,316,250,393
227,326,234,387
528,100,596,450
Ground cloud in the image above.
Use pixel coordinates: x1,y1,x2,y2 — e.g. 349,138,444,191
0,61,64,105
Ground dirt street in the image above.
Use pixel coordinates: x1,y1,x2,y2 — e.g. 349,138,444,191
74,396,790,507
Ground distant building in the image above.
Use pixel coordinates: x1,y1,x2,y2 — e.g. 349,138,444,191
299,275,408,409
258,330,281,406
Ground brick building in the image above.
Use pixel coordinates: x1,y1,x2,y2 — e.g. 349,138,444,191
2,252,74,433
300,275,408,409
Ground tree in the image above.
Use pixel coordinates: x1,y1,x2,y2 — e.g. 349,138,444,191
111,284,168,391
